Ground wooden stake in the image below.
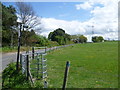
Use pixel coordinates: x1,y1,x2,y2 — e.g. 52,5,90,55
62,61,70,90
20,54,22,68
32,47,34,59
16,23,22,71
26,54,29,80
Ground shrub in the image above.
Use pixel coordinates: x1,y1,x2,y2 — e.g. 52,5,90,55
2,62,31,88
48,28,71,45
79,35,87,43
47,41,59,47
92,36,104,43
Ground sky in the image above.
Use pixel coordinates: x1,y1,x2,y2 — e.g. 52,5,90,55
2,0,119,42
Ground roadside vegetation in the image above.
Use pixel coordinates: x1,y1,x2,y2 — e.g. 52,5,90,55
2,62,45,88
1,46,30,53
2,63,31,88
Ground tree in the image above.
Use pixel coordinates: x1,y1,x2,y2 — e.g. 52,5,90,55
16,2,41,30
79,35,87,43
65,34,71,41
48,32,53,41
71,35,87,43
55,36,65,45
2,4,17,29
2,3,17,46
92,36,104,42
98,36,104,42
92,36,97,42
48,28,71,45
16,2,41,47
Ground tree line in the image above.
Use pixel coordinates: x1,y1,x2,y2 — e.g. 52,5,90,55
1,2,49,47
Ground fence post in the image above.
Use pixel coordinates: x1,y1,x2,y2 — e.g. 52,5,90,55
37,53,40,79
20,54,22,68
32,47,34,59
45,46,47,53
26,54,29,80
62,61,70,90
44,81,48,88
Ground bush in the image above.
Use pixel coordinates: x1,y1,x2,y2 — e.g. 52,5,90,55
92,36,104,43
79,35,87,43
48,28,71,45
47,41,59,47
2,62,46,88
66,40,75,45
2,62,31,88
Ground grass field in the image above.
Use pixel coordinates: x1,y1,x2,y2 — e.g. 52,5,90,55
46,41,118,88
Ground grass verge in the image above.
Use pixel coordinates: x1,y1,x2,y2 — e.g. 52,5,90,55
1,46,32,53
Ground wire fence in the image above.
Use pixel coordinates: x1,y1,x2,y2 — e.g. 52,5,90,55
20,47,48,87
19,44,73,88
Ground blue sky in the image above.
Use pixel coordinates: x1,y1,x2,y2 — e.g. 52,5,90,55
3,2,92,22
32,2,92,21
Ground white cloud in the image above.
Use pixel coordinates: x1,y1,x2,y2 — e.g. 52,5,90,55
74,0,118,41
2,0,89,2
34,0,118,42
75,2,92,10
38,16,118,42
40,18,86,37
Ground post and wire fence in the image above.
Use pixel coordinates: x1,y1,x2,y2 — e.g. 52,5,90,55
19,45,72,88
20,47,48,87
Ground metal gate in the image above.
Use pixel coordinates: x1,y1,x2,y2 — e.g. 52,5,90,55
20,47,48,87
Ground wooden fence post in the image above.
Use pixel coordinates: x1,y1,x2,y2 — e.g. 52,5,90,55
26,54,29,80
45,46,47,53
32,47,34,59
37,53,40,78
62,61,70,90
44,81,48,88
20,54,22,68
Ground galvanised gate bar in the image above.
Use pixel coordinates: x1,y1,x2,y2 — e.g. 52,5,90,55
20,47,47,87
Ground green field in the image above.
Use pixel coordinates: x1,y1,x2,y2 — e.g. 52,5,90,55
46,41,118,88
